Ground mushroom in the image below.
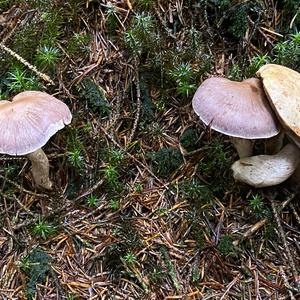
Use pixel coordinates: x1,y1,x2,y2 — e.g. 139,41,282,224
192,77,280,158
232,64,300,187
0,91,72,189
231,143,300,187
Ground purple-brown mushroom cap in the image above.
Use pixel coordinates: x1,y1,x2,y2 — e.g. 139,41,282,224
192,77,280,139
0,91,72,156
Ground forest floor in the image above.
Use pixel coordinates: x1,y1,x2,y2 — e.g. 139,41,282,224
0,0,299,299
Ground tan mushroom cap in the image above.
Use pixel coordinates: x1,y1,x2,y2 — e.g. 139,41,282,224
192,77,280,139
257,64,300,137
0,91,72,156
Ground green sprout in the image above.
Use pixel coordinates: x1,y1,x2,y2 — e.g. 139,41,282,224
103,165,119,185
247,54,271,76
7,67,40,92
123,251,137,265
33,218,56,239
86,194,98,207
124,12,158,56
68,148,84,170
169,63,196,96
110,197,120,210
249,194,270,219
290,31,300,44
169,63,194,83
36,45,60,68
108,149,125,166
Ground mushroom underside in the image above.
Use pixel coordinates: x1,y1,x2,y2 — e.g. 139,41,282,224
231,143,300,187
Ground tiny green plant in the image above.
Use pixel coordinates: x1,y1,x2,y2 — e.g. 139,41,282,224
228,64,243,81
110,197,120,210
7,67,40,92
169,63,194,84
135,182,143,193
199,139,231,176
247,54,271,76
290,31,300,44
108,149,125,166
36,45,60,68
66,294,77,300
86,194,98,207
249,194,269,219
17,256,31,272
272,36,300,68
103,165,119,185
169,63,196,97
123,251,137,265
68,148,84,170
182,179,213,205
32,218,56,239
124,12,158,56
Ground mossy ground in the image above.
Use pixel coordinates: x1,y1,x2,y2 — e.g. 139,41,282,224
0,0,299,299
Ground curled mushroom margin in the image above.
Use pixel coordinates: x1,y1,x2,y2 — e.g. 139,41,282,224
231,143,300,187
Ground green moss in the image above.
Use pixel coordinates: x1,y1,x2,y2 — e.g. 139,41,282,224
19,249,51,299
218,235,237,257
181,179,213,207
179,128,200,153
160,246,182,292
79,78,110,115
124,12,159,57
147,147,183,178
67,32,91,56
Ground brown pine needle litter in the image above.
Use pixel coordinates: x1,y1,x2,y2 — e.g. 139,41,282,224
0,1,300,299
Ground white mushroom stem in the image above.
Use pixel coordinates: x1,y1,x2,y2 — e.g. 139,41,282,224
27,148,53,190
230,137,253,158
231,143,300,188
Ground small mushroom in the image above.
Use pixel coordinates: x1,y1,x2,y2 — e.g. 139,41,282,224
192,77,280,158
231,143,300,187
0,91,72,189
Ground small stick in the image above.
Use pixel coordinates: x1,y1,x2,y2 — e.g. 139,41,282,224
127,70,141,145
271,200,300,291
233,194,294,245
0,43,54,85
0,174,49,198
279,266,296,300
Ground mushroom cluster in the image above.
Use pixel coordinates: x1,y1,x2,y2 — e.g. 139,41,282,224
192,64,300,188
0,91,72,190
